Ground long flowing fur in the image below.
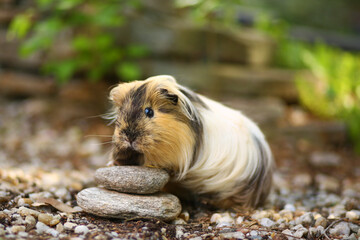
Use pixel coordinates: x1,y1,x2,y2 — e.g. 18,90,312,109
109,75,273,208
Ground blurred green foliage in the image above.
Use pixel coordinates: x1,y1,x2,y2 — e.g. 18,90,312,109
8,0,360,150
296,45,360,151
8,0,147,83
181,0,360,151
255,10,360,151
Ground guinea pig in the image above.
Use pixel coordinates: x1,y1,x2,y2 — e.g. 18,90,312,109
107,75,274,209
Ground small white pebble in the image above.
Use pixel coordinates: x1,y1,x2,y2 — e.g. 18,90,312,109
56,223,64,233
250,230,258,236
11,214,25,225
18,231,28,238
11,225,26,234
216,222,233,228
220,231,245,239
175,226,185,238
64,222,77,230
282,229,293,236
25,215,36,230
179,211,190,222
346,210,360,221
172,218,187,225
18,207,40,218
329,221,350,237
29,192,53,202
348,222,359,233
251,210,271,220
54,188,71,201
36,221,58,236
74,225,89,235
260,218,276,228
47,228,60,237
189,237,202,240
315,216,327,228
236,216,244,225
284,204,296,212
36,221,50,234
221,215,235,225
210,213,222,223
38,213,60,226
294,227,308,238
17,198,32,207
87,223,97,229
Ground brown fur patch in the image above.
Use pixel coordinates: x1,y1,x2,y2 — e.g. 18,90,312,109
109,77,201,172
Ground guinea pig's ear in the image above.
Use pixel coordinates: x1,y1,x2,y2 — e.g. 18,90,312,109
147,75,177,84
109,83,130,105
160,88,178,105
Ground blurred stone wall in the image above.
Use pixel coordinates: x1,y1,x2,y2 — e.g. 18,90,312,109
0,0,347,146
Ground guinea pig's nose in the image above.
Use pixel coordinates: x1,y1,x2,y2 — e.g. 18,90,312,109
127,134,136,143
123,129,137,143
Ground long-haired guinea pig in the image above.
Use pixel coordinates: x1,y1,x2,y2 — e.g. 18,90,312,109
107,75,273,209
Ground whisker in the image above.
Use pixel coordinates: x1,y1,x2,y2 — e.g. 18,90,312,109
91,141,114,146
84,135,113,138
103,109,117,126
84,114,107,119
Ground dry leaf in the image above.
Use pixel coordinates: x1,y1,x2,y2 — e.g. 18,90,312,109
35,197,81,213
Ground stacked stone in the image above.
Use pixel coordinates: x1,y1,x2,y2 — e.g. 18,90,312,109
77,166,181,221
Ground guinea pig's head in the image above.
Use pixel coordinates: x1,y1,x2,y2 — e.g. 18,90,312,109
109,75,202,174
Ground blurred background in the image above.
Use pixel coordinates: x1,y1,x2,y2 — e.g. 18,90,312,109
1,0,360,187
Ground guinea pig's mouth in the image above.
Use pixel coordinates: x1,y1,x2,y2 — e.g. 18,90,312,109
112,147,144,166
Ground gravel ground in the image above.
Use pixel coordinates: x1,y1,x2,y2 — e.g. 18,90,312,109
1,97,360,240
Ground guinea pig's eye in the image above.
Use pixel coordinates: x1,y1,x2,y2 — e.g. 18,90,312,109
144,107,154,118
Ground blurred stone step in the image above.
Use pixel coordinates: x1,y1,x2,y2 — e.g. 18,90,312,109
290,26,360,52
131,17,274,67
0,8,18,24
0,71,55,97
278,120,347,146
0,0,33,24
142,61,306,102
218,97,286,129
0,30,42,69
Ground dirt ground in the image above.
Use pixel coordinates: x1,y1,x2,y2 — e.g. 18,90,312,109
0,83,360,239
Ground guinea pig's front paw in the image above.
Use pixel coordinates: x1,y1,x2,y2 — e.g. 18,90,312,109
106,160,117,167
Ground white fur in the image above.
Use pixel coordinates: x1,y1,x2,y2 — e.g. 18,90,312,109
176,95,273,204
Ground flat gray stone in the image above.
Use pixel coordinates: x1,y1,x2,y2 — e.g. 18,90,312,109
77,187,181,221
95,166,169,194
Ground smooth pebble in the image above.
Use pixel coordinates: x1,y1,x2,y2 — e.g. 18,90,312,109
74,225,89,235
346,210,360,221
260,218,276,228
77,187,181,221
95,166,169,194
329,221,350,237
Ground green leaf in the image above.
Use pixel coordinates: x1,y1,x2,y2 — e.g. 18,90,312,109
116,62,141,81
35,17,63,35
92,6,125,27
126,44,148,58
56,0,83,10
19,35,52,56
88,68,104,81
36,0,53,9
72,36,91,51
45,60,78,84
95,34,113,50
7,12,33,40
